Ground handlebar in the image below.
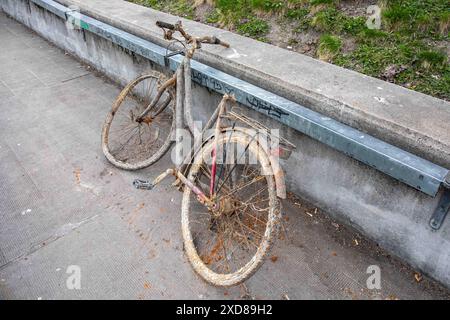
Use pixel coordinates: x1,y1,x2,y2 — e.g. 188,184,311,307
156,21,176,30
156,20,230,49
199,36,230,48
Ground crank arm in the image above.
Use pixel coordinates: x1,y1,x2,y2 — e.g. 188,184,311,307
133,168,175,190
133,168,215,210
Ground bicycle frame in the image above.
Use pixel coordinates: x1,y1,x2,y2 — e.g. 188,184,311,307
134,94,234,208
133,20,294,208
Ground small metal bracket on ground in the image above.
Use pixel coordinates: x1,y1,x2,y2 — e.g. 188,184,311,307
430,188,450,230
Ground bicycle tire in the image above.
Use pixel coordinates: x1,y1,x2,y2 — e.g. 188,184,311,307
181,131,279,287
102,71,175,170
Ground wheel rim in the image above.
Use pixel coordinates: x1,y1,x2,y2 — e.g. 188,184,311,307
182,133,278,286
103,73,174,169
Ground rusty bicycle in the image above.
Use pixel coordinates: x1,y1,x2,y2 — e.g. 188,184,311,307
102,21,295,286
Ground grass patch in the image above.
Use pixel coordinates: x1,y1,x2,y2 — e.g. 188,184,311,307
311,7,365,35
251,0,285,12
335,37,449,100
382,0,450,38
129,0,195,19
342,16,365,35
317,34,341,61
285,7,308,20
205,8,221,24
236,17,270,40
309,0,336,6
418,50,448,70
128,0,450,100
311,8,340,32
438,12,450,35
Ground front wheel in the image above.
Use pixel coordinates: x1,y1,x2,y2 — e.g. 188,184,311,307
181,131,280,287
102,71,175,170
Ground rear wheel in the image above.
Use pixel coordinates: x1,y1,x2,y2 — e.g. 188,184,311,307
181,131,280,287
102,71,175,170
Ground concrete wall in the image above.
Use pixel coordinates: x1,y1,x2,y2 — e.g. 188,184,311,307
53,0,450,171
2,0,449,288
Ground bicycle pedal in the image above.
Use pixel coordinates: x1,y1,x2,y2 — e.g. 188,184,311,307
133,179,154,190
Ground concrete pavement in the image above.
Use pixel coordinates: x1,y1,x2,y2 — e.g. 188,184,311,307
0,11,449,300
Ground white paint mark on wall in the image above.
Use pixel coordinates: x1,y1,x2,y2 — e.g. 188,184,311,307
227,48,248,59
374,96,387,104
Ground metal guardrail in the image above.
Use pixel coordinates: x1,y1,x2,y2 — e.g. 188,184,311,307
29,0,449,202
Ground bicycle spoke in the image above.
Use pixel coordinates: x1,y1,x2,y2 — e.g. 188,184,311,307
216,133,258,195
218,175,266,201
